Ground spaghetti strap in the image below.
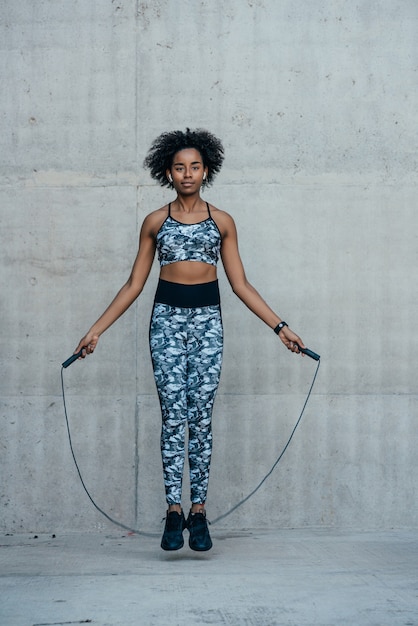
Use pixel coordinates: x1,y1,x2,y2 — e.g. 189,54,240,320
206,202,211,218
168,203,171,216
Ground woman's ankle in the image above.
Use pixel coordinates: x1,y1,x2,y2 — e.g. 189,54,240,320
168,503,182,514
191,503,206,515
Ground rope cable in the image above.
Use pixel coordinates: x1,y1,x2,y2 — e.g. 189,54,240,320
61,357,320,533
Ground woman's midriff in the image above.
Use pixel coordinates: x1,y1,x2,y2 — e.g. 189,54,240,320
160,261,217,285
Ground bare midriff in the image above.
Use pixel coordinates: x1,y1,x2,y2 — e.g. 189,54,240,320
160,261,217,285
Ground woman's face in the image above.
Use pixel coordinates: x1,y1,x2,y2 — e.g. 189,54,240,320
167,148,208,194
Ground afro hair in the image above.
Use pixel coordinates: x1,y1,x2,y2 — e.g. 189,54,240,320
143,128,224,188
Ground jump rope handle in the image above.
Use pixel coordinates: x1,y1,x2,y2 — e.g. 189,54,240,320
296,344,320,361
62,349,84,369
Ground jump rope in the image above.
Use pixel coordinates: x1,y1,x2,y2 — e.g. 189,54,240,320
61,343,320,534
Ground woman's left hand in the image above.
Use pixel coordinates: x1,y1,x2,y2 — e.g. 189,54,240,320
278,326,306,355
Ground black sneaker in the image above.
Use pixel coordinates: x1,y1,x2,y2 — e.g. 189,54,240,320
161,510,186,551
187,510,213,552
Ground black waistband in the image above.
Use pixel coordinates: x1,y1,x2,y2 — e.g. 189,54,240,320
154,279,220,308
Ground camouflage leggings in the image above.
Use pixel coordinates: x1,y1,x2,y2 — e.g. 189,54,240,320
150,302,223,505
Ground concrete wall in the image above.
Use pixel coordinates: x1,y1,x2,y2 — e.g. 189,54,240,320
1,0,417,533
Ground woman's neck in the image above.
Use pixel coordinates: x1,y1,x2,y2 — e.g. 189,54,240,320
173,195,205,214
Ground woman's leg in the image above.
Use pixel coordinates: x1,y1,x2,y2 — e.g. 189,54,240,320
149,303,188,506
186,305,223,505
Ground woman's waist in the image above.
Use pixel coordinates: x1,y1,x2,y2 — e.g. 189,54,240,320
154,278,220,308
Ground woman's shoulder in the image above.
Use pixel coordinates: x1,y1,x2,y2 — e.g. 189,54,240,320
208,204,236,233
145,204,169,220
141,205,169,233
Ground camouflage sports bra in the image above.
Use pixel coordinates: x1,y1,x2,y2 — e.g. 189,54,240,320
156,202,222,267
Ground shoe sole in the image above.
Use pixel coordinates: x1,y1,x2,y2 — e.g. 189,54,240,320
189,541,213,551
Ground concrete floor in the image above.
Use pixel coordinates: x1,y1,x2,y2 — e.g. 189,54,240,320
1,528,417,626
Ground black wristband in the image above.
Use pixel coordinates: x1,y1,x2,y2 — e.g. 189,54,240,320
274,321,288,335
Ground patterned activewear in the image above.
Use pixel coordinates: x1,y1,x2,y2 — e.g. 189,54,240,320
156,202,221,267
150,295,223,504
150,202,223,506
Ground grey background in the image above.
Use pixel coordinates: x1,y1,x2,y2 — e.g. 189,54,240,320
1,0,417,533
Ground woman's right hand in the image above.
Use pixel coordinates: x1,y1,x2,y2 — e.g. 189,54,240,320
75,332,100,359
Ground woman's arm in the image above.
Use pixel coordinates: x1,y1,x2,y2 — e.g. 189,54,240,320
74,213,158,356
218,211,305,353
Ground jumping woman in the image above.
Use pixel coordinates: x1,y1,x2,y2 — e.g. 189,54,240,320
74,128,306,552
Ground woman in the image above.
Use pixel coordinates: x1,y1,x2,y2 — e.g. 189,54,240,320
75,128,305,552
